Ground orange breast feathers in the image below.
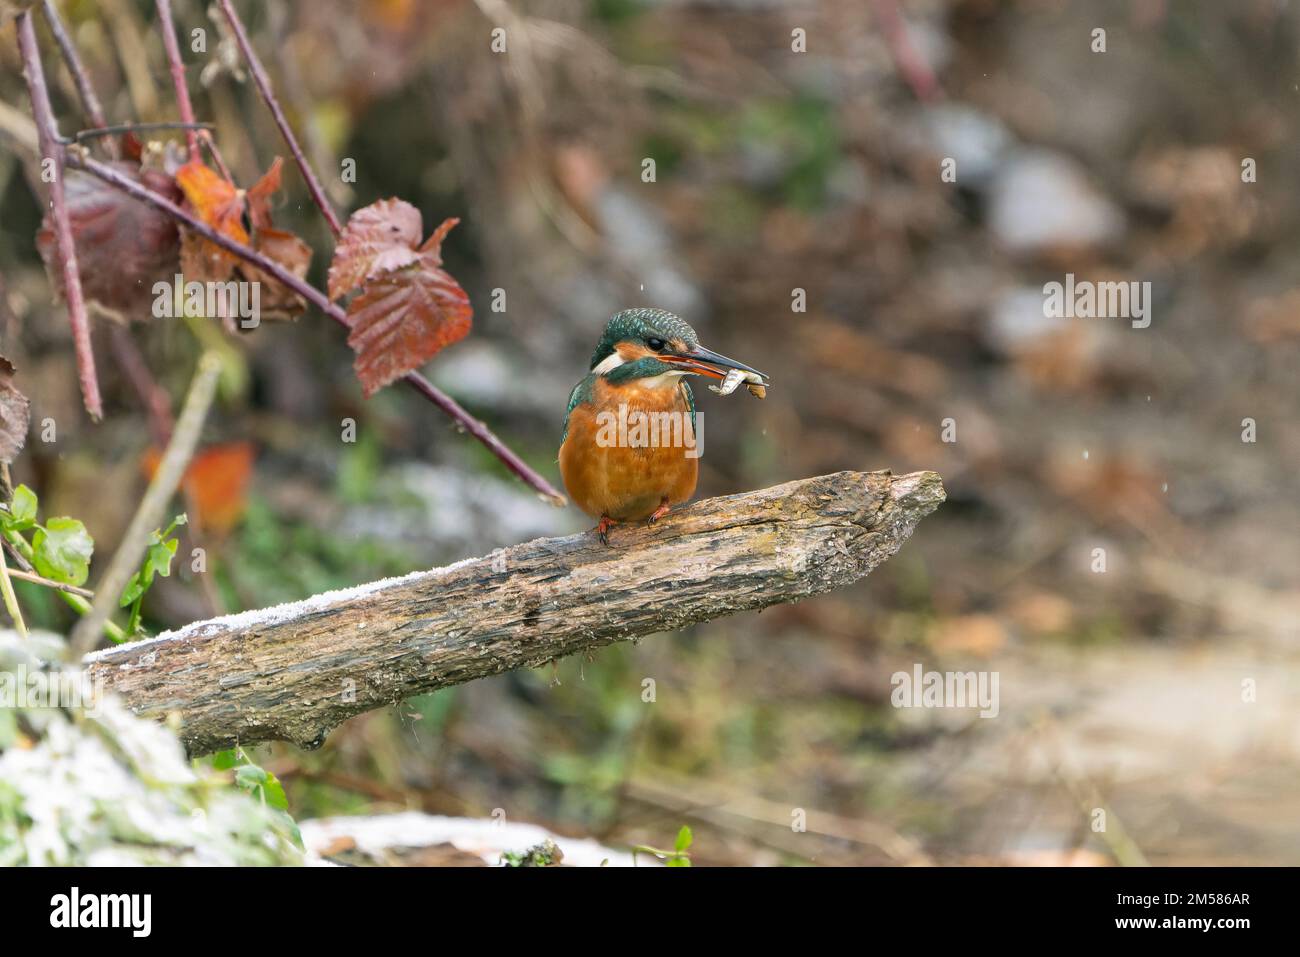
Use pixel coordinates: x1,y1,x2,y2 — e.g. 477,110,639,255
559,377,699,521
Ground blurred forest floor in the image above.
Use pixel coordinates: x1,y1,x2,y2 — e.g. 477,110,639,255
1,0,1298,864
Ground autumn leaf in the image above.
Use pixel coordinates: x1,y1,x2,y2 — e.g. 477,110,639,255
345,234,472,396
176,157,289,282
419,216,459,261
246,157,284,231
327,198,423,300
176,159,247,266
143,441,254,536
0,356,30,466
174,156,311,321
36,162,181,320
329,201,471,394
244,227,312,321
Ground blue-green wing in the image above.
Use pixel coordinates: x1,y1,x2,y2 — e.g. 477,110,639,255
561,374,596,443
680,380,696,436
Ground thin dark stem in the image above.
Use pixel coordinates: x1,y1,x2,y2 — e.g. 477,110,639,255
16,11,103,420
41,0,119,160
67,120,214,144
155,0,199,162
216,0,344,237
67,152,567,506
7,566,95,598
109,324,174,445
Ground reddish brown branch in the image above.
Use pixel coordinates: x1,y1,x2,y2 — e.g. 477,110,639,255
216,0,344,237
16,11,103,420
109,325,174,445
155,0,199,162
41,0,119,160
66,152,566,506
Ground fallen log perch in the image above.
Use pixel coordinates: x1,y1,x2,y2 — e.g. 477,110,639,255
85,470,945,755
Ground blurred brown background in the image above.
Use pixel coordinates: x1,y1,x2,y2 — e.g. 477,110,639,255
2,0,1298,864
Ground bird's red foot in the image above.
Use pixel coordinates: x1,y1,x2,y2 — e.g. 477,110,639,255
647,499,672,524
597,515,617,546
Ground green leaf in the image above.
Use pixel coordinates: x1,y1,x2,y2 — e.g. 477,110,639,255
271,807,303,850
260,771,289,811
119,571,146,608
666,856,691,867
32,517,94,586
147,538,179,578
674,824,693,852
211,749,240,770
6,485,37,529
118,521,184,607
235,763,289,811
235,764,270,789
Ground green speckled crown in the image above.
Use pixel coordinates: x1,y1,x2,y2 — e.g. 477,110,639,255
589,308,699,370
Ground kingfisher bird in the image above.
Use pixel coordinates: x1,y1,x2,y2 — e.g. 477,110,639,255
559,308,767,545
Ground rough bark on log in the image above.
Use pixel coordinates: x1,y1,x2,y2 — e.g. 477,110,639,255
85,470,945,755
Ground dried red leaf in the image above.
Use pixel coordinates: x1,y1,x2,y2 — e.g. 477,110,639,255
175,158,286,281
246,156,284,231
244,227,312,321
345,247,472,396
176,159,247,244
121,130,143,162
418,216,459,262
327,198,423,300
35,162,181,320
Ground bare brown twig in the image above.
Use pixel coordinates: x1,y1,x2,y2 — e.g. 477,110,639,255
15,10,103,420
6,567,95,598
109,324,174,445
155,0,199,162
64,152,566,505
41,0,119,160
216,0,344,236
17,2,565,503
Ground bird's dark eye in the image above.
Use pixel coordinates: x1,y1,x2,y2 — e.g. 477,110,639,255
646,337,666,352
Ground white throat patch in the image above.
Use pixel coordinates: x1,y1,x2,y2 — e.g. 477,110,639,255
592,352,625,375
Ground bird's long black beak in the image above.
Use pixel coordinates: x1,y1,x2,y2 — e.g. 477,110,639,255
661,344,767,383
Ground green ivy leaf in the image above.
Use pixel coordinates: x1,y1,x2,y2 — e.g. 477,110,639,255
6,485,37,529
119,571,146,608
147,538,179,578
32,517,94,586
118,519,184,608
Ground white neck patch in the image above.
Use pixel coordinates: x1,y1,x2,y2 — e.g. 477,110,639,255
592,352,625,375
